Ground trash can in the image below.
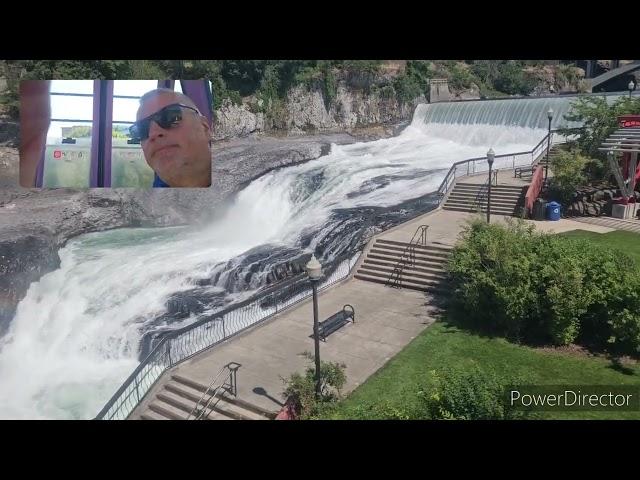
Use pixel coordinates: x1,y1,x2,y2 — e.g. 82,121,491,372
546,201,561,221
533,198,546,220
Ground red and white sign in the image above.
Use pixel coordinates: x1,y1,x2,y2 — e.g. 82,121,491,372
618,115,640,128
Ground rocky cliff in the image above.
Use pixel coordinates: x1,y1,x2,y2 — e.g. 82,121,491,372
213,79,423,140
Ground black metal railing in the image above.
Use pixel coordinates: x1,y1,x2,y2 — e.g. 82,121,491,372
188,362,240,420
95,247,361,420
437,131,556,204
386,225,429,289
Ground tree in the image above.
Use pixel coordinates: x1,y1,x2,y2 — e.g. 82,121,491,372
547,150,589,204
559,95,640,159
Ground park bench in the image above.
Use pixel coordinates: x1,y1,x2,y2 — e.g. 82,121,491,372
313,304,355,342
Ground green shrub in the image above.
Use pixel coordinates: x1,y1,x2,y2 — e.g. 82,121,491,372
448,219,640,355
420,367,531,420
339,401,416,420
281,352,347,419
547,149,589,205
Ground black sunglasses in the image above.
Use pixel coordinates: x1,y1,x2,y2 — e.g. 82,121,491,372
129,103,200,141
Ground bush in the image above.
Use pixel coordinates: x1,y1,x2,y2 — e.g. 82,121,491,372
420,367,531,420
491,61,537,95
393,60,433,104
336,401,416,420
547,149,589,205
448,219,640,355
281,352,347,419
603,278,640,355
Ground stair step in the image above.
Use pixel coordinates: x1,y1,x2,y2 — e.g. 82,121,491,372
442,206,518,215
368,250,450,265
369,244,450,259
356,268,445,286
148,401,187,420
450,190,525,198
367,253,447,269
363,258,446,274
447,195,523,203
157,391,198,416
445,199,520,208
171,374,276,419
451,188,525,195
139,410,168,421
444,201,518,210
455,183,526,190
354,273,449,294
158,389,239,420
359,264,447,281
164,382,268,420
451,185,528,196
374,239,453,253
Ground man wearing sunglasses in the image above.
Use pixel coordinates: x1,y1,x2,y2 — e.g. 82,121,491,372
133,88,212,187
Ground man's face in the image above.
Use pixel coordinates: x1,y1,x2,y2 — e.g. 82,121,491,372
137,93,211,187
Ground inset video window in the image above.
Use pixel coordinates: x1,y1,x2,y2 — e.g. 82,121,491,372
20,80,213,188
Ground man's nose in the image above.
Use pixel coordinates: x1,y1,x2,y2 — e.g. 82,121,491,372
147,120,166,140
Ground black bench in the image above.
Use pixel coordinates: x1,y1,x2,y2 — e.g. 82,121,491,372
514,166,535,178
313,304,355,342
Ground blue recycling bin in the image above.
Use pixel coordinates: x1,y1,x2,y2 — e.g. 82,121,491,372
546,201,561,221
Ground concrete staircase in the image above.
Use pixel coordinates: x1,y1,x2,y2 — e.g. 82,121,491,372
138,374,276,420
354,239,452,294
443,182,527,216
537,144,564,171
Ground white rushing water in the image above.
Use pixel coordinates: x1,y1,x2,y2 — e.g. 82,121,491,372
0,95,593,419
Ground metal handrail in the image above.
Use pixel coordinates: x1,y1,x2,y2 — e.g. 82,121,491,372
436,130,564,203
386,225,428,289
437,127,583,204
188,362,240,420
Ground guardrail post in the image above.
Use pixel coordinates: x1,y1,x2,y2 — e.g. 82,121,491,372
229,364,240,396
166,340,172,367
221,316,226,339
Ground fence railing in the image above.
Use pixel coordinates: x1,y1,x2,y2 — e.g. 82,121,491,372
436,131,555,205
95,248,361,420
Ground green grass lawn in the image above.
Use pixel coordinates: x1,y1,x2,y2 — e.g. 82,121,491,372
325,229,640,420
560,229,640,265
326,321,640,420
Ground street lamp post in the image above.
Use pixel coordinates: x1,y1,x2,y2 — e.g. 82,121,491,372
305,254,322,399
545,108,553,184
486,148,495,224
629,80,635,98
